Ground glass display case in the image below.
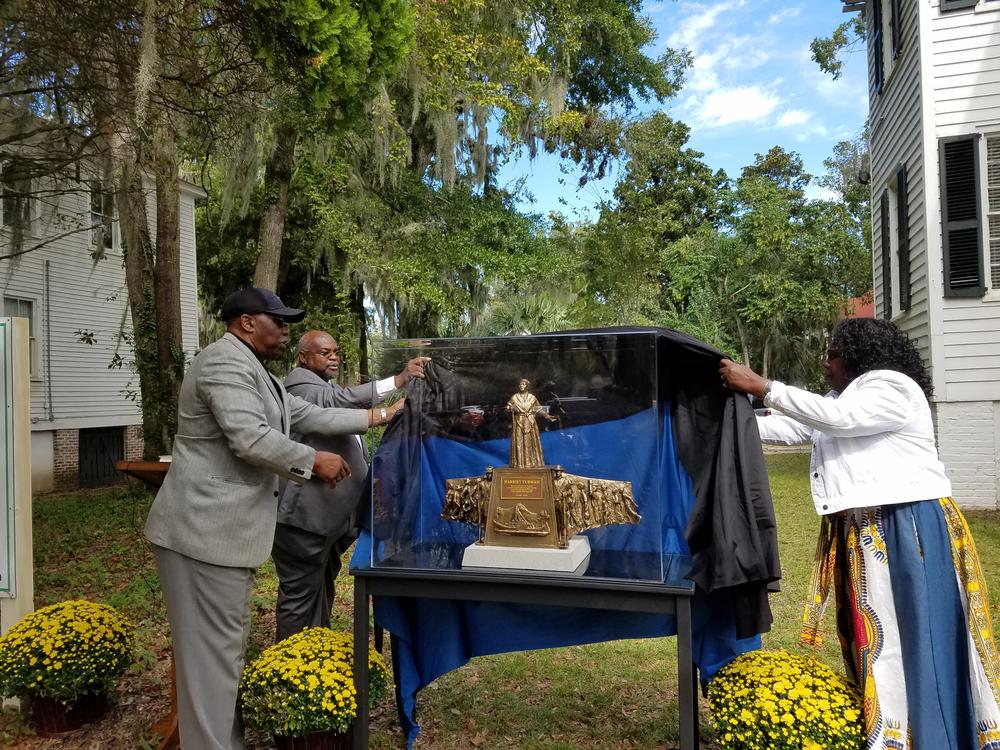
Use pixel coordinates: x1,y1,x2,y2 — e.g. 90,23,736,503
367,330,695,584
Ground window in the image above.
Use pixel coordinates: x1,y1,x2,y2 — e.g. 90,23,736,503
890,0,903,61
3,296,40,377
871,0,884,96
880,191,893,318
896,164,911,310
939,135,985,296
1,161,32,233
941,0,979,11
877,166,910,318
90,181,117,253
985,135,1000,288
870,0,905,97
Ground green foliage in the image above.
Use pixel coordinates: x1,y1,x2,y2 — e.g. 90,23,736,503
810,16,866,81
574,113,723,327
0,601,134,705
819,133,872,255
389,0,689,186
247,0,414,118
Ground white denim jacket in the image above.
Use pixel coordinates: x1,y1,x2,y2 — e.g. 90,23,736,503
757,369,952,516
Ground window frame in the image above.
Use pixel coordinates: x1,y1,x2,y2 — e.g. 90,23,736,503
0,160,34,235
890,0,904,61
2,295,41,379
871,0,885,96
941,0,979,11
896,163,911,311
880,189,894,319
89,179,119,254
979,133,1000,295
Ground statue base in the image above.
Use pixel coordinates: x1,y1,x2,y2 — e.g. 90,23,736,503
461,535,591,574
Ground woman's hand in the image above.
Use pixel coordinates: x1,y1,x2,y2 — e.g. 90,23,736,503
719,359,770,398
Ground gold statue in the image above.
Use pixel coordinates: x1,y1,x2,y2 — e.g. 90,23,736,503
506,378,557,468
441,378,640,553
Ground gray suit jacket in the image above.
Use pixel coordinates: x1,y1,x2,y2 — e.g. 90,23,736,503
144,333,370,568
276,367,387,538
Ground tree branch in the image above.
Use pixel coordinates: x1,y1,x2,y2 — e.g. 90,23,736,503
0,221,102,260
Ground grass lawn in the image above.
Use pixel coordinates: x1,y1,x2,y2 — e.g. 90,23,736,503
4,452,1000,748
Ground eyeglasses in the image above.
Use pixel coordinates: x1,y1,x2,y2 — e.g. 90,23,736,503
306,348,341,359
257,313,289,328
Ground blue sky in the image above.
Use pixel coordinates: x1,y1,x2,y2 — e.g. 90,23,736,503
498,0,869,221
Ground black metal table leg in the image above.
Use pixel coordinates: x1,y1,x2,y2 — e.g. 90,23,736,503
354,576,370,748
676,595,697,750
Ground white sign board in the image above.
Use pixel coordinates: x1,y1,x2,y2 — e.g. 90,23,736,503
0,318,16,596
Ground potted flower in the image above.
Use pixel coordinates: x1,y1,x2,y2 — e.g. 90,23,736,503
240,628,391,749
708,649,864,750
0,599,134,736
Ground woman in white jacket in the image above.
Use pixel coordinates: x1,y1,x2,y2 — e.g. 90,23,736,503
720,318,1000,750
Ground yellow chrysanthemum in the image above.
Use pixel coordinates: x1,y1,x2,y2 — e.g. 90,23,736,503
0,600,133,705
239,628,390,737
707,650,864,750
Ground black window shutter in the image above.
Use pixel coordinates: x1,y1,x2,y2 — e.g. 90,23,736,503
881,191,893,319
891,0,903,59
940,135,985,297
872,0,884,96
897,164,910,310
941,0,979,11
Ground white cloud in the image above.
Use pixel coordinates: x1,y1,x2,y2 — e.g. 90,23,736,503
798,45,869,111
720,38,772,71
692,86,781,127
805,184,840,202
767,8,800,25
667,0,747,50
683,36,772,94
776,109,812,128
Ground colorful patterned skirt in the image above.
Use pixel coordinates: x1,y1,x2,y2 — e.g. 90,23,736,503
801,498,1000,750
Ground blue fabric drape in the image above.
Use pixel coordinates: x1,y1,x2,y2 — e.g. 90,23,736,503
882,500,978,749
351,407,760,746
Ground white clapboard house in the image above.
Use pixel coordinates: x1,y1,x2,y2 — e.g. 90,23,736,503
0,167,202,492
844,0,1000,506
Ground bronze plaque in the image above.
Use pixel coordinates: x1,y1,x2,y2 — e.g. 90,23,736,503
483,468,559,547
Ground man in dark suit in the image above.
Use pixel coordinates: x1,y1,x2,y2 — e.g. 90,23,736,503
144,290,397,750
272,329,429,639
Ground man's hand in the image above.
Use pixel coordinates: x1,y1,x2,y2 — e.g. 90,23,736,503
719,358,769,398
386,398,406,421
394,356,431,388
312,451,351,488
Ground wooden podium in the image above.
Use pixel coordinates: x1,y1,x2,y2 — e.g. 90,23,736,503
116,460,178,750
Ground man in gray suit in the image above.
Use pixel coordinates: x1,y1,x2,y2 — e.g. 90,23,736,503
272,330,429,640
144,289,396,750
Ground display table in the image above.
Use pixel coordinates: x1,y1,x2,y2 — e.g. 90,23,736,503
115,460,177,750
351,565,699,749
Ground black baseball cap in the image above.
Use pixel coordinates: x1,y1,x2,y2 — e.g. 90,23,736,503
219,288,305,323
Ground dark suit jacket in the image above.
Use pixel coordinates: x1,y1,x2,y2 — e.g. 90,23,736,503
276,367,388,538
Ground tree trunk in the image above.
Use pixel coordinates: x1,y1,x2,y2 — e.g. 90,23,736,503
152,139,185,453
761,334,772,380
116,159,162,459
253,123,299,290
734,315,751,368
350,282,369,381
398,305,436,339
